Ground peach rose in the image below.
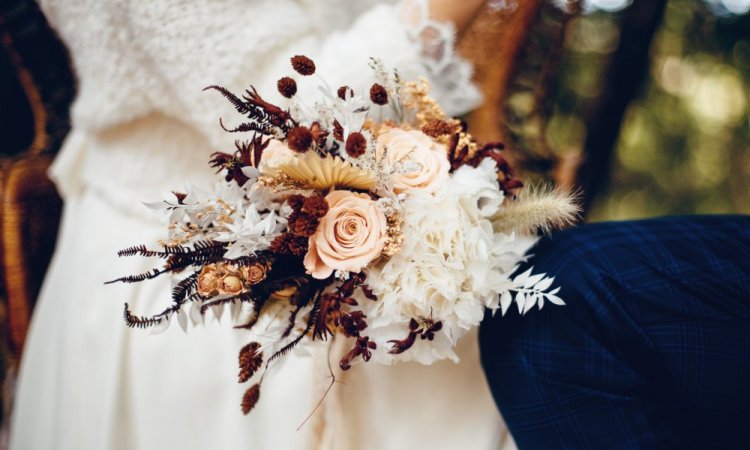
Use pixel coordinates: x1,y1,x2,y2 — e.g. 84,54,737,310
376,129,450,193
219,275,244,296
304,191,387,279
197,265,221,297
240,263,268,285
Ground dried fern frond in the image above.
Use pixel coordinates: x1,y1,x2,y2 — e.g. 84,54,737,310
172,273,199,304
492,185,580,236
105,268,169,285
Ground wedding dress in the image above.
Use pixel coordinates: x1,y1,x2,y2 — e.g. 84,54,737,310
11,1,516,449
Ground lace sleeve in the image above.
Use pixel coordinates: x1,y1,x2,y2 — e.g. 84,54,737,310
134,0,484,151
399,0,483,116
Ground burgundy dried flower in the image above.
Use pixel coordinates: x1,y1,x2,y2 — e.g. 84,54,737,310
269,234,294,254
345,132,367,158
388,331,417,354
369,83,388,105
339,336,377,370
361,285,377,301
291,55,316,76
287,126,313,153
277,77,297,98
420,319,443,341
238,342,263,383
287,236,308,256
332,120,344,141
301,195,329,217
337,85,353,100
340,311,368,338
241,383,261,415
309,121,329,146
269,233,308,256
172,191,188,204
388,317,444,353
291,215,320,237
287,194,305,211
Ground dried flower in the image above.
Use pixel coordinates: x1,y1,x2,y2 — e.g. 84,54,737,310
333,120,344,141
309,121,329,146
264,152,375,191
197,265,221,297
287,194,305,211
370,83,388,105
491,185,580,235
337,85,353,100
301,195,329,217
241,384,261,415
287,126,313,153
238,342,263,383
291,55,316,76
270,234,292,254
220,275,244,296
277,77,297,98
339,336,377,370
291,215,320,237
340,310,368,337
421,119,460,138
345,132,367,158
241,263,268,285
287,236,308,256
402,79,447,125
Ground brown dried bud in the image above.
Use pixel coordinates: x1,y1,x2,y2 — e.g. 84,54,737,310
287,126,313,153
172,191,188,204
301,195,329,217
332,120,344,141
270,233,308,255
291,215,320,237
197,265,221,297
238,342,263,383
269,234,292,254
241,383,261,415
241,263,268,285
291,55,316,76
287,236,308,256
345,132,367,158
421,119,459,138
337,85,353,100
309,121,329,146
277,77,297,98
287,194,305,211
369,83,388,105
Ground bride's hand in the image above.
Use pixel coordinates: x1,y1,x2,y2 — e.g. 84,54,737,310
428,0,486,35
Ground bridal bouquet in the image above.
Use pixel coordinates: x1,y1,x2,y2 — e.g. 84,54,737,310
108,55,577,414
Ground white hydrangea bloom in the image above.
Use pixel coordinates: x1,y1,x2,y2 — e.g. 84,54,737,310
362,159,538,364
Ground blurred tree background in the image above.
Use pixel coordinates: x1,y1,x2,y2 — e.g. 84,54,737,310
506,0,750,220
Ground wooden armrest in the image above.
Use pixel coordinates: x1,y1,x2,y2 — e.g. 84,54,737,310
0,154,61,359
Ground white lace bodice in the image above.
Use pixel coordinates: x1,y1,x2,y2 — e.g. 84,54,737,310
39,0,482,216
41,0,480,139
